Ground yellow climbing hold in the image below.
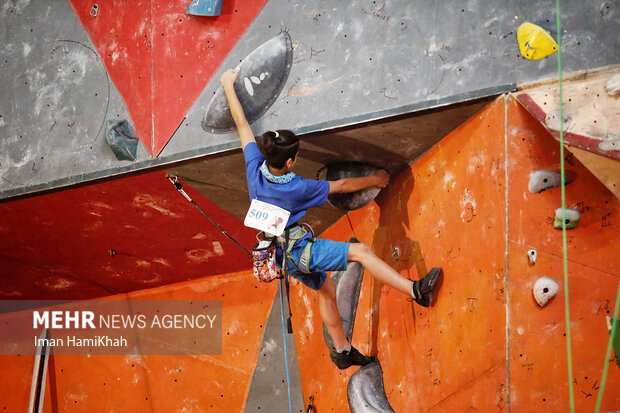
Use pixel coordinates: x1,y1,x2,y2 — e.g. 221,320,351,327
517,22,558,60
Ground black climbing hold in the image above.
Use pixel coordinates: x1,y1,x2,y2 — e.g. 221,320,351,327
105,119,139,161
348,359,395,413
324,162,382,211
202,32,293,133
322,258,364,361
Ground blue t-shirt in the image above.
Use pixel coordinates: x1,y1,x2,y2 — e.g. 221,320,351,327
244,142,330,227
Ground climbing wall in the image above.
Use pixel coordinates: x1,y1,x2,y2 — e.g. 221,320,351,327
506,97,619,411
0,95,618,412
1,0,618,200
0,270,278,412
289,96,620,411
0,170,257,300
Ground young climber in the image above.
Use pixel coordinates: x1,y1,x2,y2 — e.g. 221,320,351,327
221,68,441,369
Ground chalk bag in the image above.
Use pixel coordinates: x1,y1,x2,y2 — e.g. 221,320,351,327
252,233,281,283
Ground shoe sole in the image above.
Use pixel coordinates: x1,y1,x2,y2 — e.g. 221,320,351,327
423,267,442,307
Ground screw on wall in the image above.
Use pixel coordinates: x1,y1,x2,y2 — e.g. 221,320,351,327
90,4,98,17
392,247,400,260
527,249,537,265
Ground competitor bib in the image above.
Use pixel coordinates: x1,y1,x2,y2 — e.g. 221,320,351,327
244,199,290,236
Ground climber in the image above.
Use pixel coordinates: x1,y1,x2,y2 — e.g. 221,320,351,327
221,68,442,369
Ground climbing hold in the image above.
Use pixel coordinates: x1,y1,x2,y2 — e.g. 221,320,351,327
544,109,572,131
532,276,559,307
322,162,382,211
606,73,620,97
105,120,139,161
528,171,571,193
606,316,620,368
553,208,580,229
348,360,395,413
322,257,364,361
517,22,558,60
599,137,620,152
527,249,537,265
392,247,400,260
203,32,293,133
186,0,223,17
600,0,615,18
90,4,98,17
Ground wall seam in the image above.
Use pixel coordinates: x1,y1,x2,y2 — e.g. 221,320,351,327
150,1,155,156
504,93,511,412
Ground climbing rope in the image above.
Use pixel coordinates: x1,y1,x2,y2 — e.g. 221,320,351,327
554,2,575,411
166,175,251,257
167,175,294,412
279,280,294,413
595,284,620,412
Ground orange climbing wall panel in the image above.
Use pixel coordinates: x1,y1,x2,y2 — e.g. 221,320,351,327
506,97,620,412
291,98,510,411
291,96,620,411
0,271,277,412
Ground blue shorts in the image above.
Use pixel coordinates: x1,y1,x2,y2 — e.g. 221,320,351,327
276,234,349,290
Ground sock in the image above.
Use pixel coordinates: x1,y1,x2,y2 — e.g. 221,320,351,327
336,342,351,353
411,280,419,299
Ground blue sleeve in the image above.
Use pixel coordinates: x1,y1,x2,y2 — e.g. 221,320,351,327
243,142,264,167
297,177,330,209
244,142,263,200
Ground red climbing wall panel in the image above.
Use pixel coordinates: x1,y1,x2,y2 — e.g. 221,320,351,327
290,96,620,411
67,0,268,155
0,271,277,412
0,170,256,300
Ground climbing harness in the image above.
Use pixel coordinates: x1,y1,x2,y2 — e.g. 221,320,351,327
274,223,316,275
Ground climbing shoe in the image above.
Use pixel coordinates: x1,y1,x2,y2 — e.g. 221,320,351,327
412,267,442,307
332,346,374,370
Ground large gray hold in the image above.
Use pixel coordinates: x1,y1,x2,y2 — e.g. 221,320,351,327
322,260,365,358
325,162,382,211
348,360,395,413
202,32,293,133
105,119,139,161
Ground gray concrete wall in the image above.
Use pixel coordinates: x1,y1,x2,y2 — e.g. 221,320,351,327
0,0,147,198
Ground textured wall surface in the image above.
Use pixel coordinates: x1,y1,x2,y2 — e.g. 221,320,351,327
1,0,618,199
289,96,620,412
0,170,257,300
0,96,618,412
0,271,278,412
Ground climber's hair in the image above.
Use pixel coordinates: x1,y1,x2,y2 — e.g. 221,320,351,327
257,129,299,169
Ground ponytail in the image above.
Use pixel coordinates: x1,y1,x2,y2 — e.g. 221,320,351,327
258,129,299,169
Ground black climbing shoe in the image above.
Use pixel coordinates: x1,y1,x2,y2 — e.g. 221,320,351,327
332,346,374,370
412,267,442,307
